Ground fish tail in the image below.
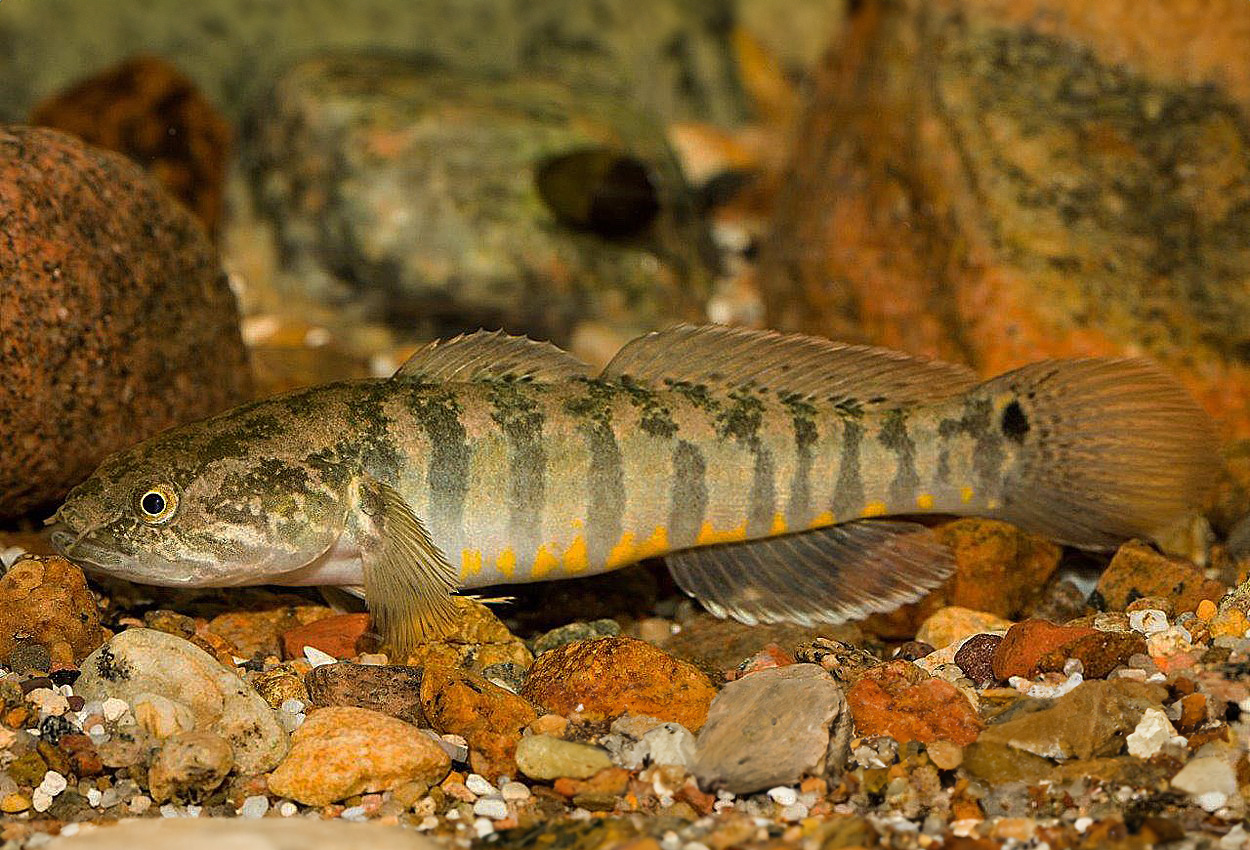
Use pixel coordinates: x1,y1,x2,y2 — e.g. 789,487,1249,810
978,358,1221,548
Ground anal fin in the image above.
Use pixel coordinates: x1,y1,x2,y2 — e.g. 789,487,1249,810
665,520,953,627
349,477,460,654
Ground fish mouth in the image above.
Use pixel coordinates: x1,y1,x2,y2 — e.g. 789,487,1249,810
47,521,125,570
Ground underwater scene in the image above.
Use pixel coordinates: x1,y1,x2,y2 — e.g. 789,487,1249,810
2,1,1250,847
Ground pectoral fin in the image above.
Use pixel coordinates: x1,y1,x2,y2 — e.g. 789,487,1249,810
349,477,459,654
665,520,953,626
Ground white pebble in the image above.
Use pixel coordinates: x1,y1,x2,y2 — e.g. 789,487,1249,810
1128,608,1169,635
303,646,337,667
465,774,494,796
340,805,368,821
87,788,102,807
473,817,495,838
237,795,270,819
279,801,298,817
473,797,509,820
39,771,67,797
101,697,129,722
59,824,80,838
31,788,53,813
766,786,797,806
417,815,439,831
1,546,27,569
279,698,306,714
780,802,809,822
1196,791,1229,812
27,688,70,717
500,782,530,802
1126,707,1185,759
128,795,152,815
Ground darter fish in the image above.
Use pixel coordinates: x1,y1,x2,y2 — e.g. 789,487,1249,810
49,325,1220,653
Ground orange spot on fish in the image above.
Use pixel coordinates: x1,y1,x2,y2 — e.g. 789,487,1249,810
960,486,974,504
496,548,517,578
635,526,669,559
460,549,483,581
809,511,835,529
862,501,888,518
533,545,560,578
606,532,636,568
916,493,934,511
697,521,748,546
770,513,787,535
563,535,589,573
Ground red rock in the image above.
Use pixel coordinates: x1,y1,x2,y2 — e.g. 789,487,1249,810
1,125,250,519
30,55,231,236
1095,542,1226,614
0,556,103,665
755,0,1250,436
420,666,538,781
553,767,631,798
846,661,982,746
1036,630,1146,679
520,636,716,731
280,613,372,660
991,619,1097,681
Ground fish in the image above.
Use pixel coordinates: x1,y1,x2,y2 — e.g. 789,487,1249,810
49,324,1221,654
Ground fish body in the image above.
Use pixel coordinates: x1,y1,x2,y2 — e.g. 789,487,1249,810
51,325,1221,652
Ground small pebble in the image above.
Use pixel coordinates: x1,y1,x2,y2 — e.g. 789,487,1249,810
279,801,298,817
340,805,367,821
767,786,798,806
465,773,494,796
102,698,129,722
237,795,270,818
501,781,530,801
1128,609,1169,636
303,646,338,667
473,797,510,820
473,817,495,838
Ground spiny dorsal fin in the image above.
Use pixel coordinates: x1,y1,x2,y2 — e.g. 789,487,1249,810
602,324,977,404
395,330,593,383
666,520,954,627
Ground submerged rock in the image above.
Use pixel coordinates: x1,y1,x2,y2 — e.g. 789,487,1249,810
75,628,287,773
0,125,249,520
846,661,981,746
0,556,103,666
30,54,231,235
693,664,850,794
1094,542,1226,614
521,636,716,731
250,56,711,345
267,706,450,806
515,735,614,781
306,662,426,726
147,731,233,803
420,665,538,781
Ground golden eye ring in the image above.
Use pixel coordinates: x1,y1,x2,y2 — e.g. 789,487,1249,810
136,485,179,524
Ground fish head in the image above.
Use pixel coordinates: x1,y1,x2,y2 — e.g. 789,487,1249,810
49,424,347,587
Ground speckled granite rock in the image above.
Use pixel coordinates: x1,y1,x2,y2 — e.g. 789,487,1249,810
30,55,231,235
249,55,712,344
0,0,745,126
0,125,249,519
756,0,1250,435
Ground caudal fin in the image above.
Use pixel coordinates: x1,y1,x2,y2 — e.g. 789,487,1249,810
982,359,1221,549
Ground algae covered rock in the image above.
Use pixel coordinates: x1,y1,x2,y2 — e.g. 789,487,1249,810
0,555,103,666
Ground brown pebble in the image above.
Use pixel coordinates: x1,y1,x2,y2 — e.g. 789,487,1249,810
1036,630,1146,679
991,619,1097,681
954,634,1003,687
280,613,372,660
892,641,935,661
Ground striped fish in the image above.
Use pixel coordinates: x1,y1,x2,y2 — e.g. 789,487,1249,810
49,325,1220,653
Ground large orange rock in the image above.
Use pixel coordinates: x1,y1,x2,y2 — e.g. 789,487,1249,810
520,636,717,731
1094,541,1226,614
420,666,538,781
756,0,1250,436
1,126,250,519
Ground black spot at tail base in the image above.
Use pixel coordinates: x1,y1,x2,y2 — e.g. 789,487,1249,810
1001,400,1030,442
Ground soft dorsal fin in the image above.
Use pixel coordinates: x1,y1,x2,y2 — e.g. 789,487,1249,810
395,330,593,383
602,324,977,404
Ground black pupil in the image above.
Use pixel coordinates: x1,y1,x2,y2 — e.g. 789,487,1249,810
141,492,166,516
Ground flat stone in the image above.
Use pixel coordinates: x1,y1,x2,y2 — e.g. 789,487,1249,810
693,664,850,794
75,628,287,773
916,607,1013,649
267,706,450,806
45,818,441,849
978,679,1167,761
514,735,613,781
306,662,425,726
991,619,1098,680
280,613,371,660
846,661,982,746
1095,542,1226,615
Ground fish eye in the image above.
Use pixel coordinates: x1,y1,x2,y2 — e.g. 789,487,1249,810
135,485,178,524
